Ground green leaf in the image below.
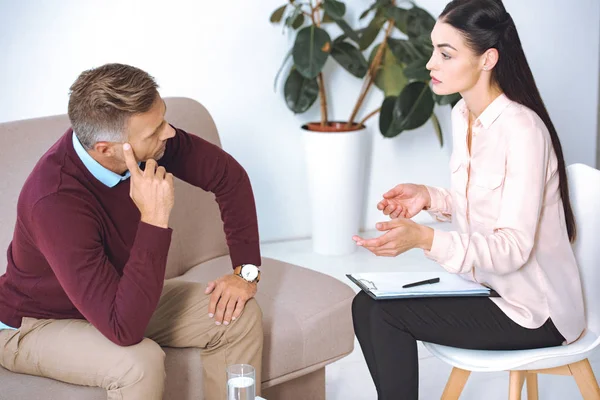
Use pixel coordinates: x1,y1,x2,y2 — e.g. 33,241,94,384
431,112,443,147
411,34,434,58
323,0,346,19
274,48,293,91
322,0,359,43
450,95,462,108
285,7,302,28
359,0,391,19
379,96,397,136
359,9,371,20
434,92,462,107
335,18,360,42
284,68,319,113
376,0,394,7
403,58,430,82
322,0,358,42
387,38,423,65
292,13,305,29
405,6,436,39
322,13,336,23
370,44,407,97
333,33,347,44
384,6,409,33
385,81,434,137
331,42,368,78
358,14,386,50
293,26,332,79
334,27,367,45
270,5,287,23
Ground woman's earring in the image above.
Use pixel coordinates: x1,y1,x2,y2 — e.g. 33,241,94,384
483,66,488,71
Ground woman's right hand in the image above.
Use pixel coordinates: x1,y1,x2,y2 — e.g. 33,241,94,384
377,184,431,219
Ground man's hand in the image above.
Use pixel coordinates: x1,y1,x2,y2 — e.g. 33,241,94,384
205,274,257,325
352,218,434,256
123,143,174,229
377,183,431,219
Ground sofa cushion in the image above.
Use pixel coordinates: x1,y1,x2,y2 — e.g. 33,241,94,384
0,366,105,400
0,257,355,399
176,256,355,385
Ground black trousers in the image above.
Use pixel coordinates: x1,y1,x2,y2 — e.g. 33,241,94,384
351,291,565,400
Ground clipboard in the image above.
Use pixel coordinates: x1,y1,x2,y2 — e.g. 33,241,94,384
347,272,500,300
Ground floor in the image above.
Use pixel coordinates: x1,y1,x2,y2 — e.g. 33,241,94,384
261,222,600,399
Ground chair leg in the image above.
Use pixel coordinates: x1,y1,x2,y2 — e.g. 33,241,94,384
526,372,538,400
569,359,600,400
441,367,471,400
509,371,525,400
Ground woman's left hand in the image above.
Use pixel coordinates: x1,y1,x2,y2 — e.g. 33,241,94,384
352,218,434,257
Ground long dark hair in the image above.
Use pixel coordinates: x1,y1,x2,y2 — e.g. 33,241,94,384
440,0,576,242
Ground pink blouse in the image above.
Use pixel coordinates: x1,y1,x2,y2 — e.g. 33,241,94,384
424,94,585,344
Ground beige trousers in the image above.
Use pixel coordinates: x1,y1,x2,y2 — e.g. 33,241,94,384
0,279,264,400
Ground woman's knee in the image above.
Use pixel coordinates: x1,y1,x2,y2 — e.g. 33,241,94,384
352,290,376,321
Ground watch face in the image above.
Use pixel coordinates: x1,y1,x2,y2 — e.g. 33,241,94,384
241,264,259,281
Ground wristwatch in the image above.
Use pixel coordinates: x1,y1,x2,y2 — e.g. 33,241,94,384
234,264,261,283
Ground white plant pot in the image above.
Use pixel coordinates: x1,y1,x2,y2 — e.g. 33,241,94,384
302,123,371,256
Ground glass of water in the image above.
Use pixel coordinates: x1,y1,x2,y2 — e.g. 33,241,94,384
227,364,256,400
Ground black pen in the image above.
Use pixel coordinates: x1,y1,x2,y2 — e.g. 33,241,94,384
402,277,440,288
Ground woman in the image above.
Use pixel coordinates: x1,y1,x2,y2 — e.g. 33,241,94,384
350,0,585,398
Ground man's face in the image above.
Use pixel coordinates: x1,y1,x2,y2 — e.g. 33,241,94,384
119,96,175,163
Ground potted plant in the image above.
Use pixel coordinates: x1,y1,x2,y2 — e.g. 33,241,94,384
270,0,460,255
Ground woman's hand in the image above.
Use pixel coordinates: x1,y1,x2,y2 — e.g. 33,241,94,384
377,184,431,219
352,218,434,256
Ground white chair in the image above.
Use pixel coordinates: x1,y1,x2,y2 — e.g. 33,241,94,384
423,163,600,400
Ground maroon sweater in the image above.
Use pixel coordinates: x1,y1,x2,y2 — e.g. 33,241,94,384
0,127,260,345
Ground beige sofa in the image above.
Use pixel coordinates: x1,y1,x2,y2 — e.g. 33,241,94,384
0,97,355,400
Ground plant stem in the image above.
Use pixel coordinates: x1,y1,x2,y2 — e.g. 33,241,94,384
347,19,395,127
359,107,381,126
318,73,328,126
314,2,322,25
308,0,319,25
309,0,328,126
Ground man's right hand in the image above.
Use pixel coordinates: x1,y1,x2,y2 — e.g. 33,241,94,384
123,143,175,229
377,183,431,219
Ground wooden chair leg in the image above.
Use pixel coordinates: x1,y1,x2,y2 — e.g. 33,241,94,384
569,359,600,400
441,367,471,400
526,372,538,400
509,371,526,400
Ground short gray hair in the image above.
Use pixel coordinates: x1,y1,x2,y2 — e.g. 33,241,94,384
68,63,159,150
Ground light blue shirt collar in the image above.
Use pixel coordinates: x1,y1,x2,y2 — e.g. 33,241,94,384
72,132,132,188
0,321,15,330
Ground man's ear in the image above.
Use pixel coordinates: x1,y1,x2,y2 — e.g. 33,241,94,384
92,142,115,157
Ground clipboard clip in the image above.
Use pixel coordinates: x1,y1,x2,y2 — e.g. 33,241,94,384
358,278,378,291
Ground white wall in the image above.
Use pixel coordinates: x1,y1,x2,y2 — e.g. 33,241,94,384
597,21,600,169
0,0,598,242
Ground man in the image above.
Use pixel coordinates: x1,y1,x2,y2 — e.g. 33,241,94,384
0,63,263,399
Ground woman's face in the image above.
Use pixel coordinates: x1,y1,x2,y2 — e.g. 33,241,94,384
426,21,488,96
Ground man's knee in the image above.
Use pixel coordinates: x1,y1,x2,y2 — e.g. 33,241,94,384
230,298,263,341
240,298,262,327
119,338,166,387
